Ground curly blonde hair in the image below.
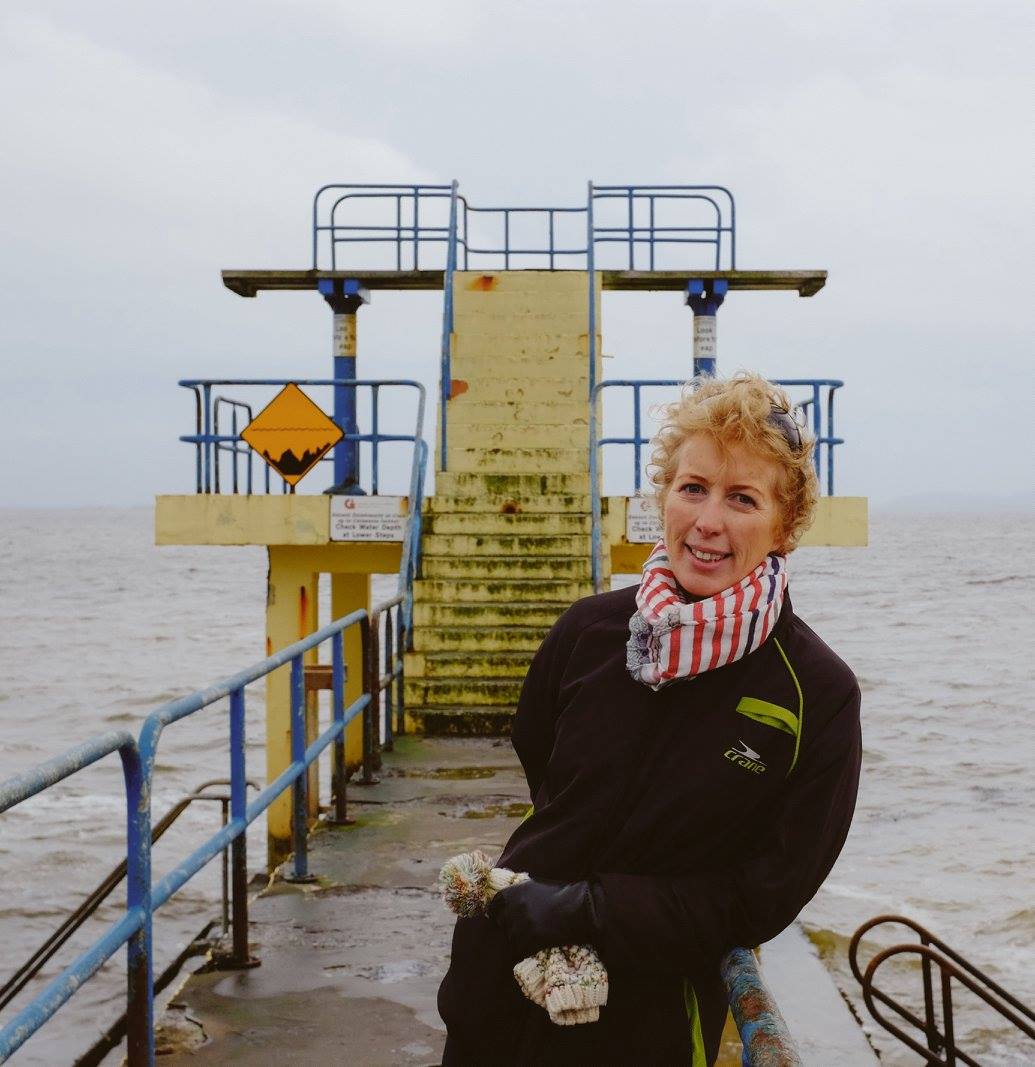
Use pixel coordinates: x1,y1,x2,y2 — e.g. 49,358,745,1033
648,372,819,554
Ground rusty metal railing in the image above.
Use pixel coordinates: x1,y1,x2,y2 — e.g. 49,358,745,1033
850,914,1035,1065
0,591,412,1066
720,947,803,1066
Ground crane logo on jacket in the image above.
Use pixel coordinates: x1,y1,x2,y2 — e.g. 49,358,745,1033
724,740,767,774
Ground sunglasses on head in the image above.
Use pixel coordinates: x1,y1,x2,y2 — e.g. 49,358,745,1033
767,407,804,453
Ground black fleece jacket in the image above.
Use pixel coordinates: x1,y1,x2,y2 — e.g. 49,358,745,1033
439,585,861,1066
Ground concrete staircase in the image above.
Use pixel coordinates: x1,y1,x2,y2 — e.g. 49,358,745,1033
405,271,604,734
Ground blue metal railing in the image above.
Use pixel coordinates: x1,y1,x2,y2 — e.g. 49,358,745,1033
179,376,426,632
0,733,151,1060
589,379,845,590
590,184,736,271
180,378,425,497
312,183,455,271
439,182,460,472
312,181,736,273
311,182,737,470
720,948,803,1065
0,598,408,1065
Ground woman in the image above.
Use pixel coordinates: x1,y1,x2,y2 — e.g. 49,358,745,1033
438,373,862,1065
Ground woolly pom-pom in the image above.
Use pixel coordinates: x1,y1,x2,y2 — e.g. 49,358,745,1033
438,849,493,917
486,866,523,897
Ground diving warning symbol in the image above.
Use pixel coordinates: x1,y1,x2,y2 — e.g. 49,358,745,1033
240,384,342,486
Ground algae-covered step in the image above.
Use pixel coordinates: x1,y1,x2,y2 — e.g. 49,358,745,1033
412,577,591,603
423,492,592,515
404,676,523,707
420,555,592,580
433,471,592,497
410,625,551,653
412,601,570,628
421,513,591,536
404,650,536,680
444,447,589,474
406,705,519,737
421,532,590,556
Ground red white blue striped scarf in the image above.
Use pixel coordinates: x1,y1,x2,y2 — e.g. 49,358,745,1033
627,540,788,690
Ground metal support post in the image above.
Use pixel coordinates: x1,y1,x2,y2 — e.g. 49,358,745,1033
382,606,394,752
685,278,728,378
396,612,407,737
318,277,370,495
225,687,259,966
325,631,353,825
359,616,381,785
285,655,316,883
123,746,153,1067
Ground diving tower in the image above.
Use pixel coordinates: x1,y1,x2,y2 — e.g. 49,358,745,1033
155,180,866,859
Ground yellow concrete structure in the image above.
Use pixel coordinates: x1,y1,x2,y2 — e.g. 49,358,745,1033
156,268,867,854
404,271,603,733
156,498,400,864
606,495,869,575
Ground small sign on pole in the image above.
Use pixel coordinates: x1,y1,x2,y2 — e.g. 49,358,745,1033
330,496,407,542
241,384,343,486
626,496,662,544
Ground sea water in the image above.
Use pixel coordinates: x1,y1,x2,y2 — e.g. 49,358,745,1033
0,508,1032,1064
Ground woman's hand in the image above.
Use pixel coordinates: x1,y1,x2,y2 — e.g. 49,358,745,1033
486,877,602,959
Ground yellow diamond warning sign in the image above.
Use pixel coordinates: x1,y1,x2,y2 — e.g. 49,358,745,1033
240,384,343,486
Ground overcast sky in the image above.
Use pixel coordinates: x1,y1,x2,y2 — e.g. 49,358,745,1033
1,0,1032,509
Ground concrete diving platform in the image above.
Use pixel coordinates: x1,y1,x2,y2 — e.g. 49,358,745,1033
220,269,827,298
155,737,876,1066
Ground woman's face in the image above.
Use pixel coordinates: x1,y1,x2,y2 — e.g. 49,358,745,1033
662,433,785,597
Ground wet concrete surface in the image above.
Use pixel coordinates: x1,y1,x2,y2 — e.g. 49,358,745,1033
155,735,875,1065
156,737,527,1066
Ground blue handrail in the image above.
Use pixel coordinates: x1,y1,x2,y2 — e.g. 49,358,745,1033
439,182,459,472
591,184,736,270
311,181,736,273
0,732,151,1061
0,603,399,1064
311,182,736,465
589,378,846,591
179,378,425,498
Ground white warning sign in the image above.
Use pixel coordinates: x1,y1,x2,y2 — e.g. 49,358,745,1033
330,496,407,542
626,496,663,544
693,315,717,359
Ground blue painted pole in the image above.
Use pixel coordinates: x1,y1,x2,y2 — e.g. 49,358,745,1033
685,278,728,378
122,742,153,1066
227,686,254,966
318,278,369,495
288,655,314,882
811,382,822,480
439,180,459,472
587,181,605,594
327,632,350,825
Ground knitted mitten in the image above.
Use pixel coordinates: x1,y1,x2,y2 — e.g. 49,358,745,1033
542,945,609,1024
439,851,609,1026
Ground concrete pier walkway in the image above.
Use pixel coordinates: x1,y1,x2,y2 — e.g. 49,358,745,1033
157,737,529,1065
155,735,876,1065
